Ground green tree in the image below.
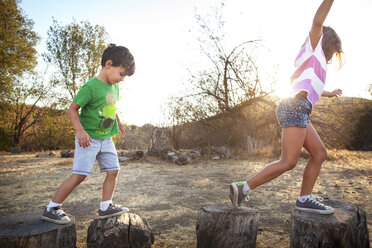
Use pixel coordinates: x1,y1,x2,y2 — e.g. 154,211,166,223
43,19,108,107
0,0,40,101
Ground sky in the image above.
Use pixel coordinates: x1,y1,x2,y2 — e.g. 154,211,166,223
20,0,372,126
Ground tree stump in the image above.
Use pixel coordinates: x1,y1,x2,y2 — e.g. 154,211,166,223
196,204,259,248
87,213,154,248
0,211,76,248
290,199,370,248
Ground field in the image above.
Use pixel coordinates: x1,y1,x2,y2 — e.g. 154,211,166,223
0,150,371,247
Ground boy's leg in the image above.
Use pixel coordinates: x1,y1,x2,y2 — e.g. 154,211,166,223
52,174,87,203
102,170,119,202
96,137,128,218
230,126,306,208
42,136,98,224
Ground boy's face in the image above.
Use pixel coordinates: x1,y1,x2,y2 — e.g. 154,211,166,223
106,63,127,85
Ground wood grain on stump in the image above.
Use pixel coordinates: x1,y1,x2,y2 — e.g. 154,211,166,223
290,199,370,248
196,204,259,248
0,211,76,248
87,213,154,248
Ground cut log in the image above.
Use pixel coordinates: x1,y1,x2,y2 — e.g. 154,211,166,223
290,199,370,248
196,204,259,248
87,213,154,248
0,211,76,248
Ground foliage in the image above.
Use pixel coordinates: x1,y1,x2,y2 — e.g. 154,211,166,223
0,72,50,147
165,1,277,149
43,19,108,107
0,0,40,101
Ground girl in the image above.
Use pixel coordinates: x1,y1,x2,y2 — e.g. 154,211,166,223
230,0,343,214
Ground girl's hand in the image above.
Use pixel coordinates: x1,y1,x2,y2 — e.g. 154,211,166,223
118,122,126,135
330,89,343,97
77,129,92,148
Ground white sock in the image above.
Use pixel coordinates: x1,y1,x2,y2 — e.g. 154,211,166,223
298,194,311,203
47,201,61,211
100,200,112,211
242,181,251,195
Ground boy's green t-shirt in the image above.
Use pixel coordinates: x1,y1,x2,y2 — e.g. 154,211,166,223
73,77,119,139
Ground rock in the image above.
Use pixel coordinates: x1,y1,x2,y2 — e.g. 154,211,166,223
131,150,146,160
196,204,259,248
210,146,231,159
175,154,191,165
61,150,74,158
187,150,202,160
118,156,130,162
290,198,370,248
0,211,76,248
148,128,170,156
11,147,21,154
36,153,50,157
87,213,154,248
161,148,177,162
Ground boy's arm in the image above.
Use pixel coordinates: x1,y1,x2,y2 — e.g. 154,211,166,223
322,89,342,97
116,114,126,135
310,0,334,50
68,102,92,148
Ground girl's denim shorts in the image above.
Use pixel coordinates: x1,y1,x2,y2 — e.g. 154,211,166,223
276,94,313,128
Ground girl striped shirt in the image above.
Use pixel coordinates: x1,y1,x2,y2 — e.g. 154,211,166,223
290,33,327,106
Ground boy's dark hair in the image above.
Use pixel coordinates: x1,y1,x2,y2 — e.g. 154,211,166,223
101,44,135,76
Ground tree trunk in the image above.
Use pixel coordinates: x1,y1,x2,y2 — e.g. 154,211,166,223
0,211,76,248
196,204,259,248
290,199,370,248
87,213,154,248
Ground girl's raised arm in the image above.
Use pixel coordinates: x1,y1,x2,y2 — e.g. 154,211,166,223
310,0,334,50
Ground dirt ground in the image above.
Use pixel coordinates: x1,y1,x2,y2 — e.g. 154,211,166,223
0,150,370,247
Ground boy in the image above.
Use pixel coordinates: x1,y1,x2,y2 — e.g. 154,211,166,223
42,44,135,224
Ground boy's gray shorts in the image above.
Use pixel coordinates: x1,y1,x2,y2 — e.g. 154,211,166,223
72,136,120,176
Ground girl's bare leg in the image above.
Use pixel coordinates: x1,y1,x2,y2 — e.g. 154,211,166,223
247,126,306,190
102,170,119,201
300,123,327,196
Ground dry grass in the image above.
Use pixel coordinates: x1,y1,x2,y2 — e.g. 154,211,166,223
0,150,371,247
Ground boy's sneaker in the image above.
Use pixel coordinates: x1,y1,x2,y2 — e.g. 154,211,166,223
295,195,335,214
98,203,129,219
229,182,250,209
41,206,72,224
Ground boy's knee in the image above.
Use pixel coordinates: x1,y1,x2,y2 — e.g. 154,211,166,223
72,174,87,183
106,170,119,177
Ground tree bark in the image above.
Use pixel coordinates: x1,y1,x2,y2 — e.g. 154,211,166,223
0,211,76,248
87,213,154,248
196,204,259,248
290,199,370,248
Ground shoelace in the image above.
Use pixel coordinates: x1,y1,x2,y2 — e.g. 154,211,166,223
53,208,66,217
309,195,326,208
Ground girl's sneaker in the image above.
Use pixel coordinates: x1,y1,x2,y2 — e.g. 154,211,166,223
41,206,72,224
98,203,129,219
229,182,250,209
295,195,335,214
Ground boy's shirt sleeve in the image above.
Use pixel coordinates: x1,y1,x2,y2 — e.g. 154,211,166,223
73,84,92,108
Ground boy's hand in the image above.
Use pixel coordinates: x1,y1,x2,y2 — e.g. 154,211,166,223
330,89,343,97
118,122,126,135
77,130,92,148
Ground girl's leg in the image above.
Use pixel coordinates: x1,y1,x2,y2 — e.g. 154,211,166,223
102,170,119,201
52,174,87,203
300,123,327,196
247,126,306,189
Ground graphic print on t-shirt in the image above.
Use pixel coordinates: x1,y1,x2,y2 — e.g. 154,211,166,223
98,91,116,130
